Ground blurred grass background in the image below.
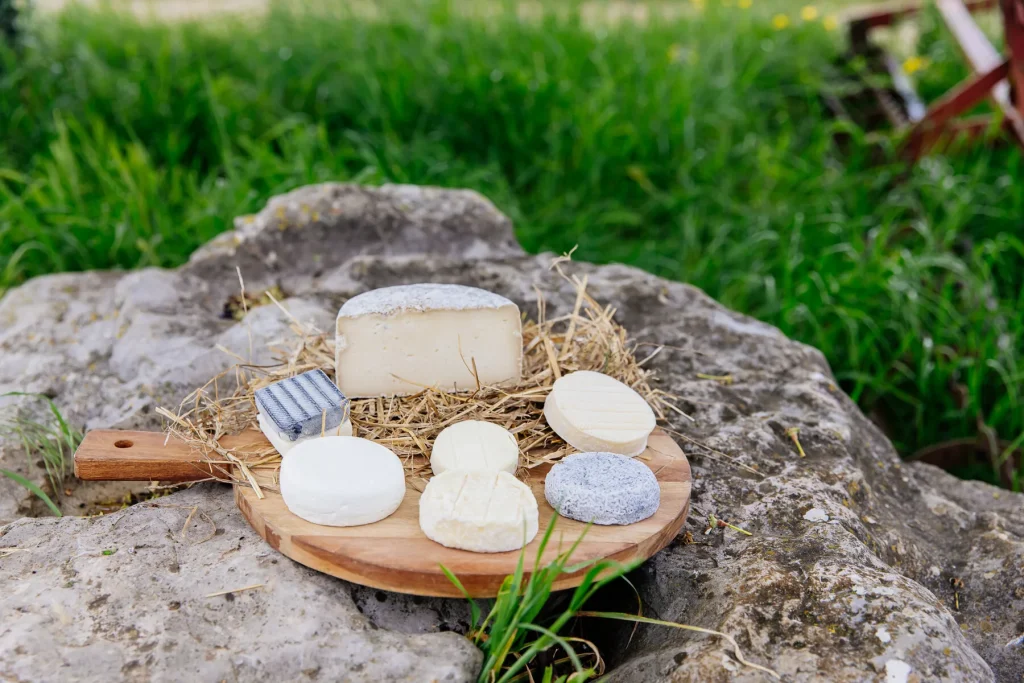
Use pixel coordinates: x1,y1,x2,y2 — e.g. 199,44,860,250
0,0,1021,487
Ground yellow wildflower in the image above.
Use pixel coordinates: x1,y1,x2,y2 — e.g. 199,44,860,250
801,5,819,20
739,0,752,7
772,14,790,29
902,56,930,74
822,15,839,31
626,165,655,193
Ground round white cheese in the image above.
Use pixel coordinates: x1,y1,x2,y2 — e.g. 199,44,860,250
543,370,656,456
419,470,539,553
280,436,405,526
430,420,519,475
258,413,352,456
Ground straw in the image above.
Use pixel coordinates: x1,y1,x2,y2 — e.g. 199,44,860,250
159,259,683,489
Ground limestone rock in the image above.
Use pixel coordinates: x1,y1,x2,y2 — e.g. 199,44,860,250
0,184,518,520
1,183,1020,681
189,183,519,285
0,484,481,682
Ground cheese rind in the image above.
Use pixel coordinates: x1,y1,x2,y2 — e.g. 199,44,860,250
258,413,352,456
431,420,519,475
419,470,539,552
280,436,405,526
543,371,656,456
255,369,350,439
335,284,522,398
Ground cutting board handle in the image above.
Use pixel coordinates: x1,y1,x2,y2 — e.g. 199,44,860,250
74,429,267,482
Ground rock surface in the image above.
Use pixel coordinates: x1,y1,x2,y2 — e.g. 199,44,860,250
0,484,481,682
1,183,1020,681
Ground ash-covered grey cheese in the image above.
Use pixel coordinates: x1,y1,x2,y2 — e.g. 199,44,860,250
544,452,660,525
255,369,350,441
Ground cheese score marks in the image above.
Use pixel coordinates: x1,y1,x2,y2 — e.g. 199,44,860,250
263,285,664,553
544,370,656,456
419,470,539,552
280,436,405,527
335,284,523,398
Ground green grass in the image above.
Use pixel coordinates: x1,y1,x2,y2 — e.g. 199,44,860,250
0,392,84,515
444,516,779,681
444,518,631,682
0,1,1022,487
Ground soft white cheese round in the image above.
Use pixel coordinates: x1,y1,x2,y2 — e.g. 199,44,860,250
543,370,656,456
431,420,519,475
419,470,539,553
280,436,405,526
258,413,352,456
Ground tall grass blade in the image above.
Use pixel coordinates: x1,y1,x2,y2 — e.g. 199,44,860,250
0,469,62,516
577,611,780,680
440,564,481,633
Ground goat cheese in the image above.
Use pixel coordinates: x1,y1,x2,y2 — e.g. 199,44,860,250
335,284,522,397
280,436,405,527
430,420,519,475
419,470,538,552
255,369,352,455
543,371,656,456
544,452,660,525
258,413,352,456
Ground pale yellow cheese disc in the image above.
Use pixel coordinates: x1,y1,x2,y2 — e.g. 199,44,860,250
543,370,656,456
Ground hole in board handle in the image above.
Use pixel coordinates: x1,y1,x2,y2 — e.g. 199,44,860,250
114,440,134,449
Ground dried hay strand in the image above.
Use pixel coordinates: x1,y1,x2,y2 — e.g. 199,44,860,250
157,257,685,494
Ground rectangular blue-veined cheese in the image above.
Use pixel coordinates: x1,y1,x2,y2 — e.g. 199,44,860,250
255,369,350,442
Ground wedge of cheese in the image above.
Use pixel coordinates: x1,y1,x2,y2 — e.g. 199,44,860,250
335,284,522,398
280,436,405,527
430,420,519,475
544,370,656,456
419,470,538,553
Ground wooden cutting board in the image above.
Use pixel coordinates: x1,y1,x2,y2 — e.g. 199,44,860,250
74,428,691,597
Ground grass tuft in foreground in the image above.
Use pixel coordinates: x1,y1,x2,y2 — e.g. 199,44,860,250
0,393,83,515
444,516,779,681
443,519,623,683
0,1,1021,486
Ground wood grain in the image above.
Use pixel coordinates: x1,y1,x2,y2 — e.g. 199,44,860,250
74,429,267,482
74,428,691,597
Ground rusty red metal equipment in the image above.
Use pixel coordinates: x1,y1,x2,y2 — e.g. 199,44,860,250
847,0,1024,159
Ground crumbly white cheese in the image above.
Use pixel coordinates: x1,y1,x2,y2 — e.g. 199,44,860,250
335,284,522,397
543,370,656,456
280,436,405,526
258,413,352,456
419,470,539,553
430,420,519,475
